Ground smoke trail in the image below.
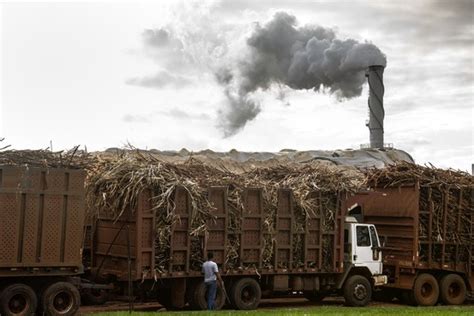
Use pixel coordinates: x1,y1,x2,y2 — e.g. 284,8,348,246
218,12,386,136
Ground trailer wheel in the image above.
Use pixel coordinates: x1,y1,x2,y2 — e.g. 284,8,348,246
230,278,261,310
42,282,80,316
439,274,466,305
0,283,37,316
191,281,225,310
412,273,439,306
343,275,372,307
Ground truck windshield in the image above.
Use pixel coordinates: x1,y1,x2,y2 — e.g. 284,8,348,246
369,226,379,247
356,226,371,247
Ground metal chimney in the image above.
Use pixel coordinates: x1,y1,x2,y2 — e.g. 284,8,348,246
366,65,385,148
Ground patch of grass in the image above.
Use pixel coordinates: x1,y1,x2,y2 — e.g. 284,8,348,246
92,305,474,316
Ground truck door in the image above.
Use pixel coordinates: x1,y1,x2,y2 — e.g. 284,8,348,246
354,225,381,275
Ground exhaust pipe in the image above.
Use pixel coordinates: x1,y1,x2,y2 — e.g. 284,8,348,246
366,65,385,149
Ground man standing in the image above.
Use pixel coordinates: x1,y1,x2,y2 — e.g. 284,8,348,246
202,251,223,310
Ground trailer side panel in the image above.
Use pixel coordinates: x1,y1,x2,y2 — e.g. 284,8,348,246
0,166,85,276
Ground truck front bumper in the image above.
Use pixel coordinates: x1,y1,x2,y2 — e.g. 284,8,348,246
372,275,388,287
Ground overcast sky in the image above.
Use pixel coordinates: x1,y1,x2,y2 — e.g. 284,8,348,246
1,0,473,171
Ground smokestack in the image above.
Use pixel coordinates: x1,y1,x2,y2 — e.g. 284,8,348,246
366,65,385,148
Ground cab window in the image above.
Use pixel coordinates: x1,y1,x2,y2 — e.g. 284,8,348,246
369,226,379,247
356,226,371,247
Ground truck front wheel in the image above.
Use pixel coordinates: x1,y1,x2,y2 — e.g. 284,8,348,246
0,283,37,316
439,274,466,305
343,275,372,307
412,273,439,306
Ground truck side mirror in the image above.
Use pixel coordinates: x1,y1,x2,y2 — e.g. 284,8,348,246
382,236,387,247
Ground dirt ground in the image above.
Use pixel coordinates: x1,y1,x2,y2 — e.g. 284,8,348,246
79,297,474,314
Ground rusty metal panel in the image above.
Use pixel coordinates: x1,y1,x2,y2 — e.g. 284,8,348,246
240,188,263,267
0,193,20,264
206,187,227,266
0,165,85,274
22,194,40,264
64,195,85,263
93,189,155,281
305,204,320,269
170,187,191,272
348,188,419,265
348,188,419,218
275,189,294,268
94,216,137,280
41,195,63,263
136,190,155,277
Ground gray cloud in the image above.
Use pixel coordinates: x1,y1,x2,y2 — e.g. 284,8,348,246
126,71,192,89
123,108,211,124
163,108,211,120
122,114,151,123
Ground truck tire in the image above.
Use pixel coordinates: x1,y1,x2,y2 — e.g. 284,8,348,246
192,281,225,310
439,274,466,305
412,273,439,306
230,278,261,310
343,275,372,307
0,283,37,316
42,282,80,316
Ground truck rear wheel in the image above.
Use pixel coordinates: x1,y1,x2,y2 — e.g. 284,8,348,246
412,273,439,306
42,282,80,316
0,283,37,316
343,275,371,307
192,281,225,310
439,274,466,305
230,278,261,310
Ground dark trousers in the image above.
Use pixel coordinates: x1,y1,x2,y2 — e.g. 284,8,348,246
205,280,217,310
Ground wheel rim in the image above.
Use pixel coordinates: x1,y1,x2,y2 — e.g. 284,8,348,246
52,291,73,314
8,294,29,314
241,285,257,305
448,282,461,298
420,282,433,298
353,283,367,300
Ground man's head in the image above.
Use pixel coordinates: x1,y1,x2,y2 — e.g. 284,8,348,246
207,251,214,260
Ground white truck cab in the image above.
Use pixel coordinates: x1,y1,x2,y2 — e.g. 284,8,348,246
344,216,387,286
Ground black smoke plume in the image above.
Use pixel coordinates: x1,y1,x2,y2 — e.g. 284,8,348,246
218,12,386,136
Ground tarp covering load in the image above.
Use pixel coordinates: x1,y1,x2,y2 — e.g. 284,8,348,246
365,162,473,263
103,147,414,171
86,151,365,273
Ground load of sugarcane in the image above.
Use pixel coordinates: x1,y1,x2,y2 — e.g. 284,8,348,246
365,162,473,262
0,145,93,169
85,150,365,273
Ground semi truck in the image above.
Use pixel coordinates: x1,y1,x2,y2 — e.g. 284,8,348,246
348,185,473,306
90,186,387,310
0,164,388,313
0,165,86,315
